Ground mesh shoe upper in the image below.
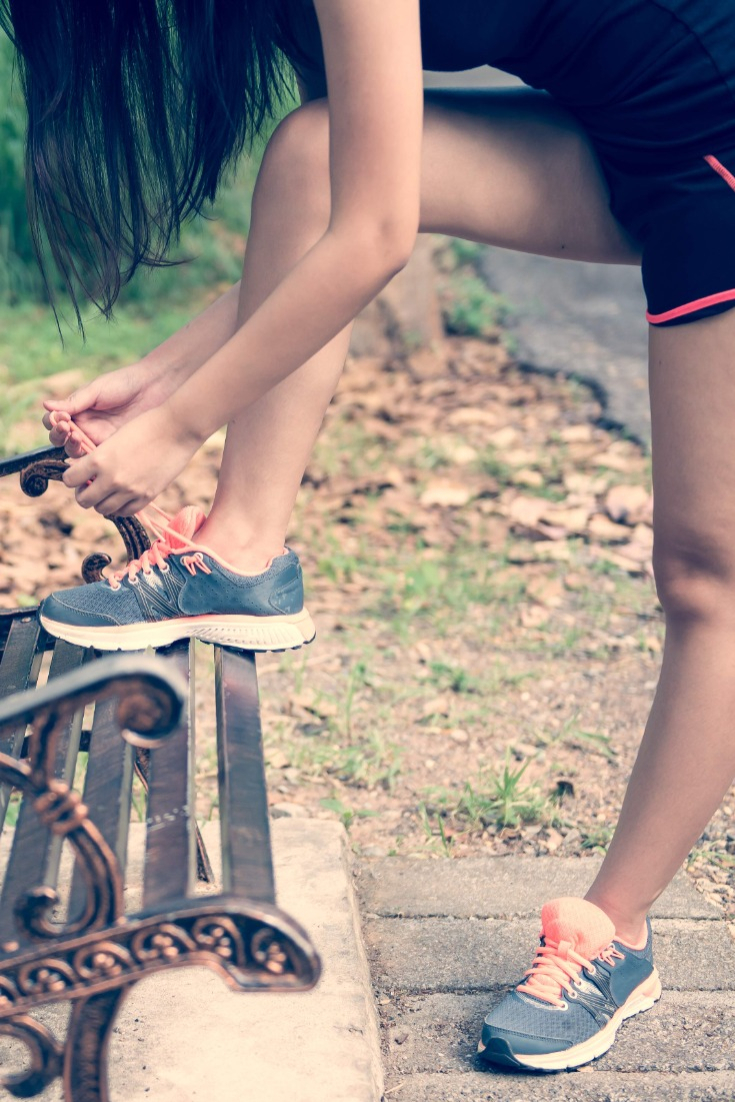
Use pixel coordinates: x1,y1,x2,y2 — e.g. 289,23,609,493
481,898,655,1056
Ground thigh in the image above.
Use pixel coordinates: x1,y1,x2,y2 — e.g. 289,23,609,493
287,88,641,265
649,310,735,591
419,87,641,264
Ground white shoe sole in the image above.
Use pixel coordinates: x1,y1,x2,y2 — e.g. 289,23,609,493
478,968,662,1071
39,608,317,653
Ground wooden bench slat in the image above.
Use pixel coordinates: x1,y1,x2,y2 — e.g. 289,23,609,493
0,641,87,947
142,641,195,907
67,696,134,924
0,617,44,831
215,647,275,905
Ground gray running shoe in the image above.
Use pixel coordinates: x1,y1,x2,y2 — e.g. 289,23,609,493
478,897,661,1071
40,506,316,652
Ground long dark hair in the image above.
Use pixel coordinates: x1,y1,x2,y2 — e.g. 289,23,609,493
0,0,314,323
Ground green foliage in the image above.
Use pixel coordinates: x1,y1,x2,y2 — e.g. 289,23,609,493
425,750,549,831
442,271,510,338
0,32,37,305
319,798,380,832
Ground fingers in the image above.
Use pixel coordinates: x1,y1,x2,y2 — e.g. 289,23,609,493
43,384,102,451
94,494,141,518
46,413,87,458
43,380,101,418
62,456,96,493
62,460,148,516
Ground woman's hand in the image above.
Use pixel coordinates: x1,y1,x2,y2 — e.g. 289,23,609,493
61,404,203,516
42,362,178,457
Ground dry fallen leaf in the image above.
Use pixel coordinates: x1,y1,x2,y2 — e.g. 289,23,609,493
604,484,651,523
587,514,632,542
526,576,565,608
419,482,472,508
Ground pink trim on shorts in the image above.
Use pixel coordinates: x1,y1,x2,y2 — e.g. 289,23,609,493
705,154,735,193
647,289,735,325
646,156,735,324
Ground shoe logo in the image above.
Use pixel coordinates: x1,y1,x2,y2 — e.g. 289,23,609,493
131,564,185,620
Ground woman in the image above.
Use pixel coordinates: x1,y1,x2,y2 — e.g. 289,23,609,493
5,0,735,1073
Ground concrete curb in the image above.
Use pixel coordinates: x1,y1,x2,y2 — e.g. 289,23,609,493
107,820,384,1102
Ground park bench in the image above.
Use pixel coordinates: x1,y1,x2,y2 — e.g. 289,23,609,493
0,444,321,1101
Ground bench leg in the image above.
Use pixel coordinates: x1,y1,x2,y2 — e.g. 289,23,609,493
63,987,129,1102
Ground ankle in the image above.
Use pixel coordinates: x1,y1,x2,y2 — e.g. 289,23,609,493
195,520,285,575
583,893,648,949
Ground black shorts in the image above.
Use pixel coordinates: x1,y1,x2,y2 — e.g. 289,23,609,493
512,0,735,327
421,0,735,326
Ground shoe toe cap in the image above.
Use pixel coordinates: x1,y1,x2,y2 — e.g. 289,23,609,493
40,585,132,628
480,991,589,1058
480,1021,572,1059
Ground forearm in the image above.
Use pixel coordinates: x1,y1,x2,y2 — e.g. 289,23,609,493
166,229,408,441
141,281,241,380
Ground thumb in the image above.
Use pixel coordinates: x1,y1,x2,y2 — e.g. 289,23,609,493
43,379,101,415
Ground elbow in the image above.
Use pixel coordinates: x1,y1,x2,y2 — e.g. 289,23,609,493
375,219,418,277
338,217,418,283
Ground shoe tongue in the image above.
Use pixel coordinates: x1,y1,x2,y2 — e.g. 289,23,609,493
540,898,616,959
163,506,207,550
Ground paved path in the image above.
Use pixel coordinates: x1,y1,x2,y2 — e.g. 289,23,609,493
356,856,735,1101
424,65,652,448
480,249,651,447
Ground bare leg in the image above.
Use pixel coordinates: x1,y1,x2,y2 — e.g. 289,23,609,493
586,310,735,942
192,88,735,949
197,89,638,568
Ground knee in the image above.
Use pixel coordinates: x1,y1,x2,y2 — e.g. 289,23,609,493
653,522,735,623
254,101,330,218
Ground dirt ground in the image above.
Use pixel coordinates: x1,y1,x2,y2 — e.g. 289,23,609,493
2,320,734,934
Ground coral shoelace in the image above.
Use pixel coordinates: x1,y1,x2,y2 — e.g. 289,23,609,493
517,938,624,1008
49,411,212,588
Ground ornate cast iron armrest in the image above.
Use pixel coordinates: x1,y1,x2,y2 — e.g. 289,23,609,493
0,654,186,756
0,444,150,583
0,655,187,947
0,444,67,478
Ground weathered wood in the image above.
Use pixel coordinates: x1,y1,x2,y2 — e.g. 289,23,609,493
0,641,87,949
0,617,44,830
142,641,195,908
67,696,134,926
215,647,275,904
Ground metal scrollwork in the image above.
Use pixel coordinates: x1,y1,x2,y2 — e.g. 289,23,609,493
250,927,294,976
17,453,151,584
131,924,196,965
192,916,243,962
0,758,121,943
19,457,67,499
81,551,113,585
0,661,184,950
17,959,76,999
0,1015,64,1098
73,943,133,983
0,977,20,1014
0,903,318,1024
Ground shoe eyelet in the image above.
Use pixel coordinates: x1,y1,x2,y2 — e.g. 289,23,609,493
559,1000,569,1011
129,576,140,587
160,564,170,574
585,964,597,977
567,990,579,1000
